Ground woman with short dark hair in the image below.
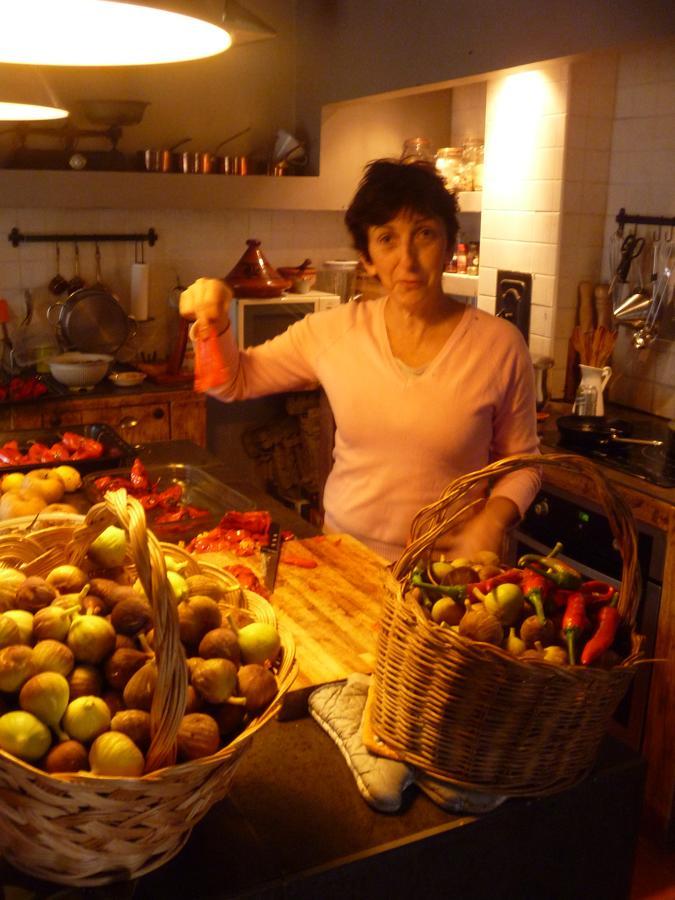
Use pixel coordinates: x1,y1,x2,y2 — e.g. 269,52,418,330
180,159,540,562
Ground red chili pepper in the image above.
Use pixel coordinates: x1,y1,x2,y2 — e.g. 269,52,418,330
49,442,71,460
78,437,104,458
0,447,21,464
282,554,318,569
472,567,523,596
580,601,621,666
520,567,550,624
154,508,188,524
580,580,616,604
219,510,271,535
562,591,590,666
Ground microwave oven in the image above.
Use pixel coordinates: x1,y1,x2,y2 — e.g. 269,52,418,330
232,290,342,349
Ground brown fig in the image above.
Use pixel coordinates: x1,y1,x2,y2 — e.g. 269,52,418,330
185,685,203,714
0,614,21,649
103,690,125,717
44,739,89,774
197,627,241,665
110,597,152,636
519,615,556,648
457,600,503,645
111,709,152,753
185,574,225,601
176,712,220,761
68,664,103,699
211,701,245,738
123,661,157,711
236,664,278,713
15,576,57,613
104,648,149,691
88,579,138,610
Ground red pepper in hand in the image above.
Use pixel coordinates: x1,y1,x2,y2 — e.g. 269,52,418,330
520,567,550,624
562,591,590,666
581,595,621,666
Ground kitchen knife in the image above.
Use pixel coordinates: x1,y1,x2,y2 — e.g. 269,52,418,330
262,522,281,592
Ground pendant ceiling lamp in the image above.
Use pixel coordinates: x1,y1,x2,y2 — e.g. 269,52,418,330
0,1,236,66
0,100,68,121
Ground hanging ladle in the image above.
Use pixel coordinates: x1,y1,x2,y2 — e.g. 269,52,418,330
48,244,69,296
67,243,85,294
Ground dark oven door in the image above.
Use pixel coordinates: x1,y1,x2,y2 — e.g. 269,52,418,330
507,486,663,753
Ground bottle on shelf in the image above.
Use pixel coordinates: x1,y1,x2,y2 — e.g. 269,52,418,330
455,241,468,274
467,242,480,276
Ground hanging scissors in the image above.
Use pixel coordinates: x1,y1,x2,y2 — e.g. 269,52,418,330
617,232,645,282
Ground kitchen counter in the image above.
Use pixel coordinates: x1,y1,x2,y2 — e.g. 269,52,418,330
0,722,646,899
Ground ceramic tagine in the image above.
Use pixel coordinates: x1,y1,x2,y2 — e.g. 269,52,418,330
225,239,292,298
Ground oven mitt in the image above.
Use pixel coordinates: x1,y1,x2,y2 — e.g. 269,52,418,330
308,674,414,812
309,674,507,815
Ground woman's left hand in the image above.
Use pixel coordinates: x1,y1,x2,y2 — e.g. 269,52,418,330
432,497,520,561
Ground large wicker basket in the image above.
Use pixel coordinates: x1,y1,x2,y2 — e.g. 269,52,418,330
0,491,296,887
368,452,645,797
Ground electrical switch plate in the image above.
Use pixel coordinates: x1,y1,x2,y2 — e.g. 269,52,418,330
495,270,532,343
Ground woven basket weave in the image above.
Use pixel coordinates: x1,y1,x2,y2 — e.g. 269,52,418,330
369,452,645,797
0,491,296,887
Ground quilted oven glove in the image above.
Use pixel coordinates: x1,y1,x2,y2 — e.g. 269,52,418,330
308,674,507,815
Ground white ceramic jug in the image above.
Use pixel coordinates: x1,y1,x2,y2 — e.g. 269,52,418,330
576,364,612,416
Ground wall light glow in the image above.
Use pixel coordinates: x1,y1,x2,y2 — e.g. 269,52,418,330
488,71,550,199
0,100,68,121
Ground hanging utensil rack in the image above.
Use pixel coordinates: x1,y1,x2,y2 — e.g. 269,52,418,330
7,227,158,248
615,208,674,237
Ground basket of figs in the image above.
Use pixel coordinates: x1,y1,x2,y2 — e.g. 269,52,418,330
0,489,296,887
367,452,646,797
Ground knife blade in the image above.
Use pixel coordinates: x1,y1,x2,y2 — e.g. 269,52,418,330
262,522,281,592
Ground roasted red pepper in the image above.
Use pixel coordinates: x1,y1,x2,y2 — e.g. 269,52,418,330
282,555,318,569
520,567,550,624
581,595,621,666
130,458,150,491
562,591,590,666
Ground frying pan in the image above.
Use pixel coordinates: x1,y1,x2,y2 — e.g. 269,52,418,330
47,287,136,355
557,415,663,450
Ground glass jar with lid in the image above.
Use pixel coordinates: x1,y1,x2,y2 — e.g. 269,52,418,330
400,136,434,163
434,147,463,191
461,138,484,191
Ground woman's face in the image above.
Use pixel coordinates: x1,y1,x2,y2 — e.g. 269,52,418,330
362,209,448,304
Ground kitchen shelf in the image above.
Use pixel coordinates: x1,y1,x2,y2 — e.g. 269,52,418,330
0,169,345,212
442,271,479,297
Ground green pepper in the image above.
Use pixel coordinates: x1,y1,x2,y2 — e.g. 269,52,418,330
410,570,469,601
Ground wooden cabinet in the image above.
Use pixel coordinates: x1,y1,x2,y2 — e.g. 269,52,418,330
5,387,205,446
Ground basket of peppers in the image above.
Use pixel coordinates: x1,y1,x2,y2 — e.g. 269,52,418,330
368,452,645,797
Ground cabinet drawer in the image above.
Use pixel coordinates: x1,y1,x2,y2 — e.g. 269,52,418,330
81,403,170,443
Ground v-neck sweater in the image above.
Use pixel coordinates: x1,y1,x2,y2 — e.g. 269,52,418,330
209,297,541,561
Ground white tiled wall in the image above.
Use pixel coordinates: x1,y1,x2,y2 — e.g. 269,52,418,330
599,40,675,420
0,207,351,364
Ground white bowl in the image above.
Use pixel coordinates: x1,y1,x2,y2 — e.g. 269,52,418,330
108,371,147,388
48,352,113,389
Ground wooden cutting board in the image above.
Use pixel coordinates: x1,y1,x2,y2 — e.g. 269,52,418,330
196,534,396,690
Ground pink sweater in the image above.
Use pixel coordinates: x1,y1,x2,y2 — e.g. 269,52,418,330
209,298,541,561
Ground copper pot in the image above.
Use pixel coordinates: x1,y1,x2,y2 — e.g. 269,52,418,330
143,138,191,172
225,239,291,298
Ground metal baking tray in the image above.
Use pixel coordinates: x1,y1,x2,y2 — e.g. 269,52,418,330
82,463,254,543
0,424,134,475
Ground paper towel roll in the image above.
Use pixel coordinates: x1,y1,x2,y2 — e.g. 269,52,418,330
130,262,149,321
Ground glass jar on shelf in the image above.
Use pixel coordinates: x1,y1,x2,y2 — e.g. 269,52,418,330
401,136,434,163
461,138,484,191
434,147,463,191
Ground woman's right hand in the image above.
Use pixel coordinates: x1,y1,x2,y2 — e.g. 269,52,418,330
179,277,232,337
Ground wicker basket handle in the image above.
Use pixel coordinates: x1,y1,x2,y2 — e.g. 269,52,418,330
69,489,186,772
394,453,640,625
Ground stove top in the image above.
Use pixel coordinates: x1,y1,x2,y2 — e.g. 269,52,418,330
553,415,675,489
